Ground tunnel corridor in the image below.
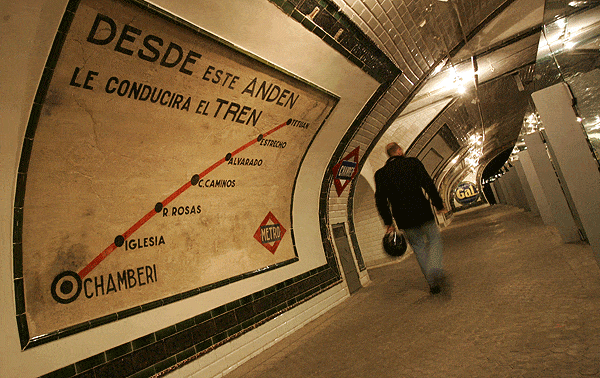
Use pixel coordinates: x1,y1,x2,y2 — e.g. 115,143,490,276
226,205,600,378
3,0,600,377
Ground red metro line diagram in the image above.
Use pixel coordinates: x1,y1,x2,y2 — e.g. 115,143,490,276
50,119,290,304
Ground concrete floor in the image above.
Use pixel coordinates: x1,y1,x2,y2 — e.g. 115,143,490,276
226,205,600,378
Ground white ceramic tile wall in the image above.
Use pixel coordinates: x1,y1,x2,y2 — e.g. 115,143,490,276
353,174,388,266
325,78,421,277
162,284,349,378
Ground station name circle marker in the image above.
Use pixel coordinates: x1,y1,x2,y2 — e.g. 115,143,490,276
51,271,83,304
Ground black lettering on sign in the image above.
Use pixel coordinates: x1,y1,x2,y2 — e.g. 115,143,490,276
195,100,210,115
86,13,202,76
202,65,240,90
124,235,166,250
83,265,157,300
241,78,299,109
213,98,262,126
197,179,236,188
289,119,310,129
260,224,282,244
227,157,263,166
163,205,202,217
259,138,286,148
104,76,191,111
69,67,99,90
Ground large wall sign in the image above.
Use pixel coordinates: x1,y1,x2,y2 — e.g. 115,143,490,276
18,0,337,341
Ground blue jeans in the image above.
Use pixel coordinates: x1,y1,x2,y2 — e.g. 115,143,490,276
403,220,443,287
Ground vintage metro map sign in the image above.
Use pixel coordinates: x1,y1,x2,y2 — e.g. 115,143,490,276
19,0,337,340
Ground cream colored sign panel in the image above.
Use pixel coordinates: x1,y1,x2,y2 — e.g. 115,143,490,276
22,0,337,338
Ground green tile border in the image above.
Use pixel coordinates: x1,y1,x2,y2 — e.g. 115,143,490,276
40,265,341,378
321,75,400,274
13,0,339,350
269,0,400,83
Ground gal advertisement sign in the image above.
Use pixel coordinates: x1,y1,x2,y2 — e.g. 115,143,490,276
454,182,480,206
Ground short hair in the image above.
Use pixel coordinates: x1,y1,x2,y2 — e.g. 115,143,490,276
386,142,402,157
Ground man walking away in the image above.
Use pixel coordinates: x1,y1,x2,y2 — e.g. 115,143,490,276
374,142,448,294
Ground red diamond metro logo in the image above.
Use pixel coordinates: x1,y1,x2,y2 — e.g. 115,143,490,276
254,212,286,254
333,146,360,196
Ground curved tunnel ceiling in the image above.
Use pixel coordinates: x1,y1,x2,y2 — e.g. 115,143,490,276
346,0,547,198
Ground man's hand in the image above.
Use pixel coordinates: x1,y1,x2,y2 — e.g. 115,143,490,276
385,225,396,234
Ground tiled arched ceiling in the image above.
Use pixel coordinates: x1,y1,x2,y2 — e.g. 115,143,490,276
321,0,546,270
322,0,598,268
334,0,546,199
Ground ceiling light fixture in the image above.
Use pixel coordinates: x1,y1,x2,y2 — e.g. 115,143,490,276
432,60,447,75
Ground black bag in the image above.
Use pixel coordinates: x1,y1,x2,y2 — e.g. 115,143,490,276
383,230,407,257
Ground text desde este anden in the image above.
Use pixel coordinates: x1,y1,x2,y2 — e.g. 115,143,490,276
70,12,302,126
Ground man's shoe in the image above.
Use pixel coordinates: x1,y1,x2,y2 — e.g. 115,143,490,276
429,272,446,295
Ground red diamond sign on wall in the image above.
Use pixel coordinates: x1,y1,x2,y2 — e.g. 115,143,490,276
332,146,360,196
254,212,287,254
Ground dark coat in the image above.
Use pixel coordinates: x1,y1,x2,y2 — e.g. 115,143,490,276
374,155,444,229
